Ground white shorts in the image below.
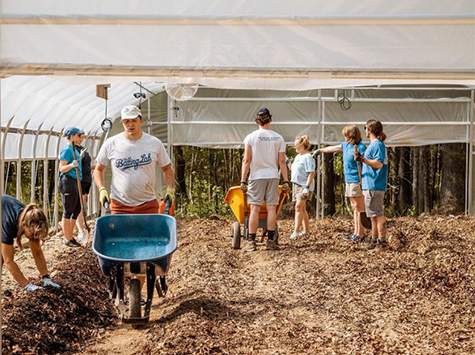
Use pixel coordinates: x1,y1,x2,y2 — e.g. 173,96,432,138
292,184,314,202
345,183,363,198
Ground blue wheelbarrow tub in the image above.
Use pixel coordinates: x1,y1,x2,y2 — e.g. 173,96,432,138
93,214,177,275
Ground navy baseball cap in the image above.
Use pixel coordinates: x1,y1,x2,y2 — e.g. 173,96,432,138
64,127,84,138
256,107,271,117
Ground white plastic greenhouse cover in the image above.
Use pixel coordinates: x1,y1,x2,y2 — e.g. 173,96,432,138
1,0,474,137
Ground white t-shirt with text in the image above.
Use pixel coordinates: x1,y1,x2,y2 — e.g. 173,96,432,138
96,132,170,206
244,128,286,180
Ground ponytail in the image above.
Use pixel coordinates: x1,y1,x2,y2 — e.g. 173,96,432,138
366,120,386,142
16,204,49,250
295,135,311,150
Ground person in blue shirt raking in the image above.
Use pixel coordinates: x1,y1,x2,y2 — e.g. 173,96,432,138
355,120,389,249
313,125,367,242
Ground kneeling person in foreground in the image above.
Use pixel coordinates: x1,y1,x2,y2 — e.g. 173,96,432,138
1,195,60,292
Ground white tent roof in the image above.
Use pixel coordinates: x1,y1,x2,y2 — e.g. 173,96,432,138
1,77,163,134
1,0,474,79
1,0,474,136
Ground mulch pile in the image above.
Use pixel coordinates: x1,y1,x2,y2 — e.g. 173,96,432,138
138,215,475,355
1,247,116,354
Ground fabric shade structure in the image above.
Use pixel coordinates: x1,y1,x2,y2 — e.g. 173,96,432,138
0,0,474,220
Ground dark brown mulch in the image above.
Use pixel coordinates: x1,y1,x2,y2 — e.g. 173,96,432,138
1,247,116,355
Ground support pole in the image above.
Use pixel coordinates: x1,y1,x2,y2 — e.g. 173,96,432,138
0,79,4,355
315,89,322,219
30,123,43,203
54,129,64,233
16,120,30,200
468,91,474,215
43,129,53,222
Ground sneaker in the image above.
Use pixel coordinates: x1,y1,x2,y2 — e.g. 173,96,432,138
242,239,257,252
351,235,365,242
366,237,378,250
266,238,279,250
298,231,307,237
63,238,81,248
343,234,355,242
78,230,89,245
290,231,299,239
377,237,389,249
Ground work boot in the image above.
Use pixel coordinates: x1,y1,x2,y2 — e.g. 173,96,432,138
266,238,279,250
242,239,257,252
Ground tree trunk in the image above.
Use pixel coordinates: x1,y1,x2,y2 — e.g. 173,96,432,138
322,152,336,216
174,146,187,198
412,147,419,213
388,147,399,214
431,145,440,208
439,143,466,214
398,147,411,215
421,146,432,213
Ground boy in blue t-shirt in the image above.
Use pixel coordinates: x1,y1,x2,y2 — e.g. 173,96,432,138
356,120,388,248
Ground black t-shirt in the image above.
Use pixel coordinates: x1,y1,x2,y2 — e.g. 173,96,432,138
76,145,92,183
1,194,24,245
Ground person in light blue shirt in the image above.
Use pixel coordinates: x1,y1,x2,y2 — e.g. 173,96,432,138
290,135,315,239
314,125,366,242
356,120,388,248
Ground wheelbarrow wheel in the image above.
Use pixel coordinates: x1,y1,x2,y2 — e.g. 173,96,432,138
129,278,141,319
232,222,241,249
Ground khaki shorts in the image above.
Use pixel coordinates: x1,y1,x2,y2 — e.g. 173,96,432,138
363,190,385,217
345,183,363,198
292,183,314,202
248,179,279,206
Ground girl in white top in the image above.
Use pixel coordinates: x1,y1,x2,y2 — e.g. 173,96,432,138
290,135,315,239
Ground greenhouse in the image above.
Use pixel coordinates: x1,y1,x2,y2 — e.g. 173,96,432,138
0,1,474,354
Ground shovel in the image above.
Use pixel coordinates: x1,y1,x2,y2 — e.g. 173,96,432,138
72,141,91,240
354,145,372,229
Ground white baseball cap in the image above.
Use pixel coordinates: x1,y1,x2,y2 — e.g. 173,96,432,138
121,105,142,120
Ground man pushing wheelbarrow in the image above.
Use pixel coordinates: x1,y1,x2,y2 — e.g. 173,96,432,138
239,107,290,251
93,105,176,325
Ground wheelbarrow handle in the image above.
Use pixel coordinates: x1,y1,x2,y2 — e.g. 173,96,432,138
163,196,172,216
103,200,111,215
